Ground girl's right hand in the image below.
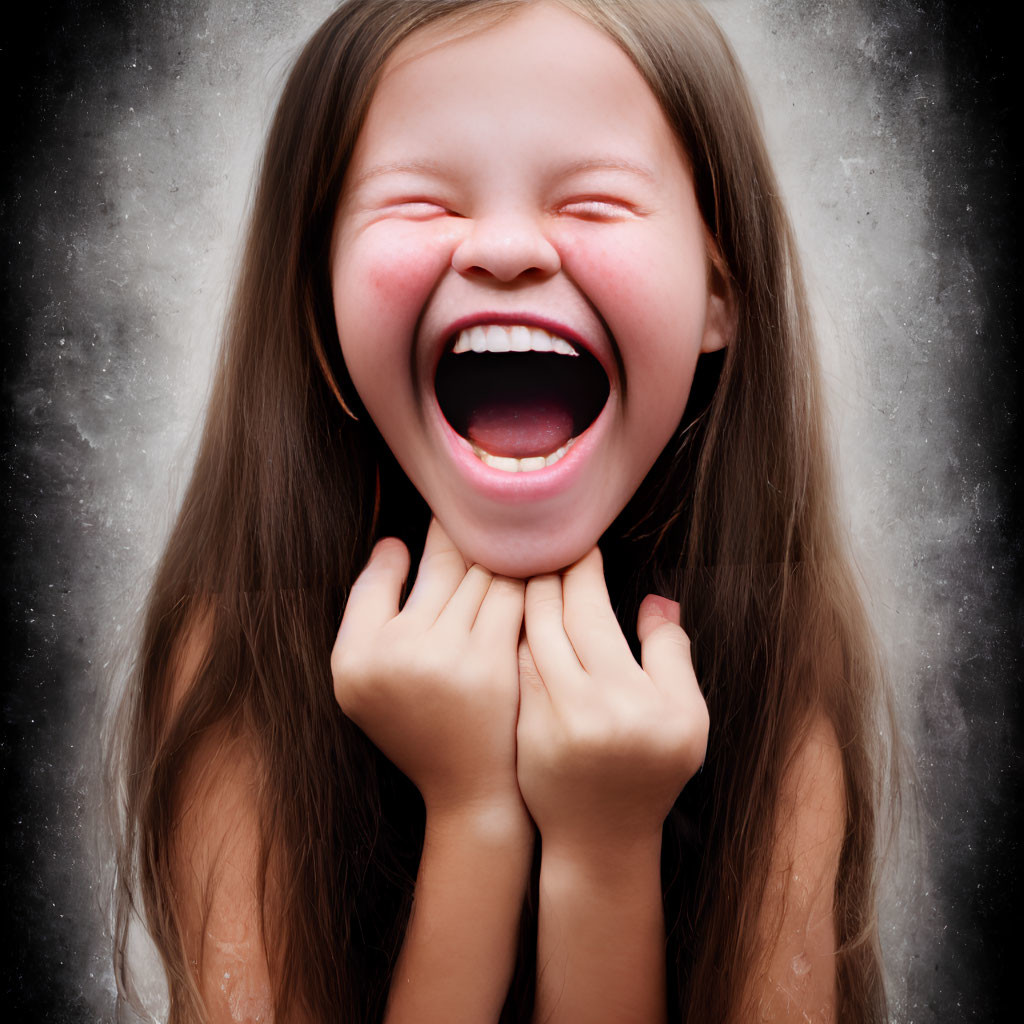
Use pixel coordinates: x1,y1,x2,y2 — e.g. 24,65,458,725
331,517,527,822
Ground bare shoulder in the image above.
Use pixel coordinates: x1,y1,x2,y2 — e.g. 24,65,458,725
744,714,847,1022
170,726,275,1022
775,714,846,864
166,604,215,720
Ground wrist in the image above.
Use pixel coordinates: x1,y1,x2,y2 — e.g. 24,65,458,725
425,794,534,851
540,827,663,890
534,829,668,1024
417,799,535,912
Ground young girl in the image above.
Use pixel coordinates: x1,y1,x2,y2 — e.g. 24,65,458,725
113,1,892,1021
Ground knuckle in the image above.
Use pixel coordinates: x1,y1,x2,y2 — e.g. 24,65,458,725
669,698,705,738
465,562,492,584
376,536,407,558
358,537,405,579
665,707,709,771
654,622,691,656
677,688,709,736
329,642,344,678
421,547,463,576
332,665,368,715
665,621,691,647
529,591,562,617
526,575,560,604
695,699,710,735
488,574,526,604
330,641,359,686
493,573,525,591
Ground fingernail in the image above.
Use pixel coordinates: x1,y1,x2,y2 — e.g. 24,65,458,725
647,595,680,623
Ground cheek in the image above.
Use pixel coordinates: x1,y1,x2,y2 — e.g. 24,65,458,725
340,227,449,322
642,359,699,433
333,225,455,397
559,228,709,381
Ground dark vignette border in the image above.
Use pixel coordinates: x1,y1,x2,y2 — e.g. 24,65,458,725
2,4,205,1018
1,1,1019,1019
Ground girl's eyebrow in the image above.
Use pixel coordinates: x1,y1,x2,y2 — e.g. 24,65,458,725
553,157,658,183
348,158,450,191
348,156,658,191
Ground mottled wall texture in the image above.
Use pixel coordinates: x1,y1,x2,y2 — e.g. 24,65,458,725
2,1,1019,1020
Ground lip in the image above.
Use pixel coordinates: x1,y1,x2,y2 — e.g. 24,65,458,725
423,310,617,505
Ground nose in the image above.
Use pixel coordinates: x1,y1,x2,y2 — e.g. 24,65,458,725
451,211,561,283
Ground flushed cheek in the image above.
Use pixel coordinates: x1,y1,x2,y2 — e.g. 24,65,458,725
560,229,701,340
346,229,450,320
555,228,657,301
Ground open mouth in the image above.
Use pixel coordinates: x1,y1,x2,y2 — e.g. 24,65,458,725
434,325,610,472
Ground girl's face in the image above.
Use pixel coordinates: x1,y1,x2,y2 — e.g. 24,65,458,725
331,1,732,577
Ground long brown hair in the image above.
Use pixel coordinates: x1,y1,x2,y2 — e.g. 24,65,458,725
111,1,894,1020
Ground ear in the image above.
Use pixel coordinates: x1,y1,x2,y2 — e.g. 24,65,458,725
699,249,737,354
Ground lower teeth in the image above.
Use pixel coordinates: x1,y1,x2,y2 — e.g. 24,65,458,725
470,438,576,472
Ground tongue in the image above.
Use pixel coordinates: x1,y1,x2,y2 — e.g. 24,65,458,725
466,399,574,458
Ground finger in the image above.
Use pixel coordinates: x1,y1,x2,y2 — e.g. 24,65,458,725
637,594,694,698
472,575,525,649
516,634,549,755
335,538,410,645
517,633,548,700
436,562,494,630
524,574,584,690
403,516,470,623
560,546,633,672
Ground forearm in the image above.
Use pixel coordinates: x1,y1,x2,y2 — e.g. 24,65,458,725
385,801,533,1024
533,834,667,1024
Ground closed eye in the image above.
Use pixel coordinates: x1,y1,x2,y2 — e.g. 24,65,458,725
383,199,458,220
557,197,640,220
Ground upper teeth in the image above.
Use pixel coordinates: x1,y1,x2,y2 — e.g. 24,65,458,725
452,324,579,356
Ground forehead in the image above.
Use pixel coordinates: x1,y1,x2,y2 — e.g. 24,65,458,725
351,1,682,174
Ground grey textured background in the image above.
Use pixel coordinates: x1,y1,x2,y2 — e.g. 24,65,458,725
2,1,1019,1020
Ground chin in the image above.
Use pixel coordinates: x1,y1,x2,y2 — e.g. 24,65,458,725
447,521,596,580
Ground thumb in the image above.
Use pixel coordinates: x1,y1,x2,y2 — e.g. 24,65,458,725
637,594,681,644
636,594,691,688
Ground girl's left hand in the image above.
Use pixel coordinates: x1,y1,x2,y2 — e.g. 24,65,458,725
515,547,709,855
